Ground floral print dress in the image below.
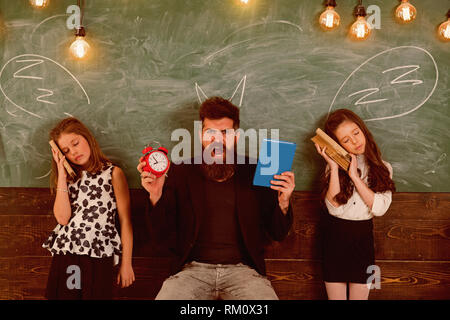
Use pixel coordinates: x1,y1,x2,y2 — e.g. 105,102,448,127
43,164,122,265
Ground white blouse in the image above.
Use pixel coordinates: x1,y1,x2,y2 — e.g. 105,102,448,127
324,154,393,221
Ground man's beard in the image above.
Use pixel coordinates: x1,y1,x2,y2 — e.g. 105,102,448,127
201,142,236,181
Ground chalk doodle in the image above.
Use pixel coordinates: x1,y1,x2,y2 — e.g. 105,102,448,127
329,46,438,122
0,54,91,119
382,65,423,86
195,75,247,107
36,88,56,105
201,20,303,65
348,88,387,106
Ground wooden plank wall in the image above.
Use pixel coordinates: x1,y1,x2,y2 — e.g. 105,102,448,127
0,188,449,300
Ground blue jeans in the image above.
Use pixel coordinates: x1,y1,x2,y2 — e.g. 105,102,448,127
155,261,279,300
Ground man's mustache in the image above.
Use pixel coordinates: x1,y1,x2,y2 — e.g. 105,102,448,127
204,142,225,153
202,140,238,165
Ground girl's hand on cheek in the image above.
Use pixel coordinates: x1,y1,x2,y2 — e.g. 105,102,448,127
52,149,67,180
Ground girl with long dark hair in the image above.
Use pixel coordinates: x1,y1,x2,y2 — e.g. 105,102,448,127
315,109,395,300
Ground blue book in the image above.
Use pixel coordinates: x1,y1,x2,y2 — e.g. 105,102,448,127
253,139,297,188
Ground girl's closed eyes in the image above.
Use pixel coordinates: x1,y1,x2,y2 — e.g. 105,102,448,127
57,133,91,168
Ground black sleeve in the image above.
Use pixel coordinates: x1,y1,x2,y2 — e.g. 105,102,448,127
260,187,293,242
143,165,178,243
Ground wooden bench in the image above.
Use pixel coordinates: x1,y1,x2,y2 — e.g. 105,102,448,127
0,188,449,299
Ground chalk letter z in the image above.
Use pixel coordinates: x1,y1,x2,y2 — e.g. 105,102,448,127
348,88,388,105
382,65,423,86
13,59,44,80
36,88,55,105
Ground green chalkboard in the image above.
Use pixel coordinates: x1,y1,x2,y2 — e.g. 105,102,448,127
0,0,449,191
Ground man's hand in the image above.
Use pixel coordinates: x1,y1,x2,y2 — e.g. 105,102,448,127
270,171,295,214
137,157,166,206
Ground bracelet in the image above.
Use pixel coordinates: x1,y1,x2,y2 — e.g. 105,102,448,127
56,188,68,193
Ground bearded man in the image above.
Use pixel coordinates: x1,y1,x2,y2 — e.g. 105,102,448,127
138,96,295,300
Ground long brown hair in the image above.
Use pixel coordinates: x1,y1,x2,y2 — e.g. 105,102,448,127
321,109,396,205
49,117,111,190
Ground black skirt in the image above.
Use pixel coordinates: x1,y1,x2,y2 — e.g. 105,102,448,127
45,253,114,300
321,212,375,284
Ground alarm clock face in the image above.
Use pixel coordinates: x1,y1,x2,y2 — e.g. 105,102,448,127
148,151,169,172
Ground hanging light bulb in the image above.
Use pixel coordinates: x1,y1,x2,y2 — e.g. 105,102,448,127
395,0,417,23
240,0,249,4
349,1,371,41
70,27,90,59
438,10,450,41
319,0,340,31
29,0,50,8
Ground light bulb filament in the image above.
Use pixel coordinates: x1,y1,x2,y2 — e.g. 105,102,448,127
444,24,450,39
402,7,411,21
75,44,86,58
30,0,49,8
325,13,334,28
356,24,365,38
70,37,90,59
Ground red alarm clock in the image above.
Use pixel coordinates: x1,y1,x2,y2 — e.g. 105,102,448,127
141,146,170,177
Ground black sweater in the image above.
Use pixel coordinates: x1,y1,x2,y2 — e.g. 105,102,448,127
144,158,293,276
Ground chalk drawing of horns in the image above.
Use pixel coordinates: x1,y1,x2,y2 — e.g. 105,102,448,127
195,75,247,108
